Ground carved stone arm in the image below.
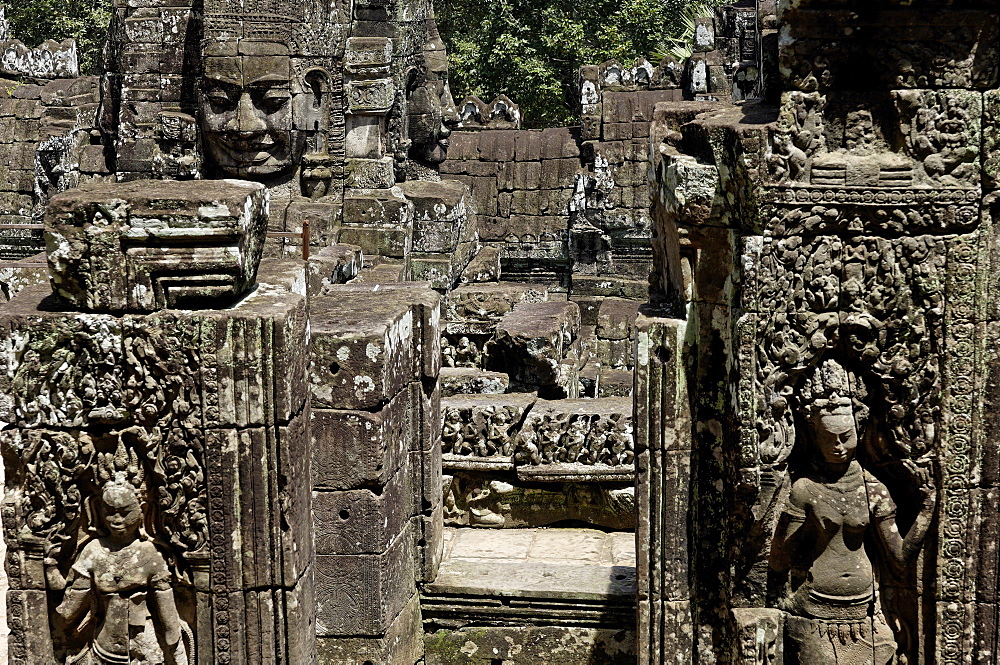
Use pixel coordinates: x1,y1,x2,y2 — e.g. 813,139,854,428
53,572,92,625
152,588,185,653
878,459,937,568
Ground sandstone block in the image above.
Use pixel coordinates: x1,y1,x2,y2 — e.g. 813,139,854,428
307,243,363,295
316,593,423,665
311,390,410,490
314,461,412,555
444,282,548,335
399,179,470,254
440,367,509,396
459,245,501,283
596,298,641,340
413,502,445,583
513,397,634,481
44,179,268,312
315,527,415,636
424,625,635,665
597,338,634,369
310,291,417,410
488,301,581,386
0,275,307,430
323,282,441,380
441,393,536,469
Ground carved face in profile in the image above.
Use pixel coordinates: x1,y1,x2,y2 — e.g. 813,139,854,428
407,27,459,165
199,54,297,178
100,484,143,542
812,411,858,466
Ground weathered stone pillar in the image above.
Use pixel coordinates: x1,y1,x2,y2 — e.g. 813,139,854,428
344,37,395,190
400,180,477,291
634,311,692,663
309,280,442,664
638,2,1000,662
0,180,314,664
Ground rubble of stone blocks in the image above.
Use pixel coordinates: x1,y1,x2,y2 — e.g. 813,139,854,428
486,300,586,397
437,282,636,399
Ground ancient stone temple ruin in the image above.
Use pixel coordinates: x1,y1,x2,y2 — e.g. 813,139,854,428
1,0,999,662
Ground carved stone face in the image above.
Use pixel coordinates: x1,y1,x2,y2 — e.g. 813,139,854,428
199,54,296,178
813,412,858,465
101,485,142,542
407,30,459,165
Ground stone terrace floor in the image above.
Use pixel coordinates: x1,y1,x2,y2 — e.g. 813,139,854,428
422,528,637,628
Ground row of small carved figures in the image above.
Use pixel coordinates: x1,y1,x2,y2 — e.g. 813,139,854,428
442,407,634,466
441,335,483,368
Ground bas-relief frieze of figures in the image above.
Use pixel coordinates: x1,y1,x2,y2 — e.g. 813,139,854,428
766,87,981,189
441,401,634,469
442,404,518,459
441,335,483,368
513,413,634,467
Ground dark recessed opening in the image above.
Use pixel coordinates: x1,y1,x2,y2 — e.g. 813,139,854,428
654,346,672,365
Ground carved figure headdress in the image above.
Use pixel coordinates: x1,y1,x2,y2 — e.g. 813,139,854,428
799,358,869,426
96,439,145,500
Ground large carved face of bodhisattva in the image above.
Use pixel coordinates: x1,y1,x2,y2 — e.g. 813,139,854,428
200,55,296,178
408,36,459,165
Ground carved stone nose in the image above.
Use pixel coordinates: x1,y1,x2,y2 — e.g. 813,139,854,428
236,93,267,133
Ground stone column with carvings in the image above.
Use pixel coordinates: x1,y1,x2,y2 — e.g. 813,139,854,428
0,179,314,665
344,37,396,191
339,37,415,273
638,1,1000,662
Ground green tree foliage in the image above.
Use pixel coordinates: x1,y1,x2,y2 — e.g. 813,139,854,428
5,0,112,74
437,0,700,127
3,0,709,123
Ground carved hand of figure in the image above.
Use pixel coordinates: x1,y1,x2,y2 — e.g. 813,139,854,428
165,636,189,665
43,543,67,590
903,457,937,507
890,456,938,565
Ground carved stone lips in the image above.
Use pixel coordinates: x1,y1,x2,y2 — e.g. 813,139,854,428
217,134,277,163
